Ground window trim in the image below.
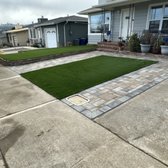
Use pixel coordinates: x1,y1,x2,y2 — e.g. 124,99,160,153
146,2,168,33
88,11,111,35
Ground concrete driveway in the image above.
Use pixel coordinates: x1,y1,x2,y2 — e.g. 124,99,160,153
0,66,54,118
0,65,168,167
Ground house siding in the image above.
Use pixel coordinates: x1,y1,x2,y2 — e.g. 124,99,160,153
58,22,88,47
88,0,168,44
66,22,88,45
133,0,168,36
7,31,29,46
88,34,102,44
58,23,64,47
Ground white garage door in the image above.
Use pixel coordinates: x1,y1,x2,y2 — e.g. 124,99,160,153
45,28,57,48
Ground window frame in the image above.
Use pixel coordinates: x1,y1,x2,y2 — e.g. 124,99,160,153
89,11,111,35
147,3,168,34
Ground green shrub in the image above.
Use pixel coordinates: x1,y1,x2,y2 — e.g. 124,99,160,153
128,33,141,52
140,30,152,44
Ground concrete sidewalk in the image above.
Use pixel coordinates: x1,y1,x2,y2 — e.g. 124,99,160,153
96,79,168,166
0,62,168,167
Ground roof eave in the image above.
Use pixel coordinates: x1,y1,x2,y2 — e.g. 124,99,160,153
93,0,151,9
5,28,29,33
78,7,103,15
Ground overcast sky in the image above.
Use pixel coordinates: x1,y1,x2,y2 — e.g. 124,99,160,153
0,0,98,24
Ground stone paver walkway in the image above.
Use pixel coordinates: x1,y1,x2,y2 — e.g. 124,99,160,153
8,51,168,119
62,61,168,119
9,51,100,74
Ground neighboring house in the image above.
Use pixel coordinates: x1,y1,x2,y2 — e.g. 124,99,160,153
5,18,48,47
0,32,8,47
79,0,168,44
34,15,88,48
28,17,49,46
6,25,29,46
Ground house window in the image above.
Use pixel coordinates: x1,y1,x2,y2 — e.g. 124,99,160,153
148,4,168,34
162,5,168,34
30,28,36,38
90,12,110,33
149,6,162,33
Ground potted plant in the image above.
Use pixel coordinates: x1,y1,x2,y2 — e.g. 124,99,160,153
160,37,168,55
140,30,152,53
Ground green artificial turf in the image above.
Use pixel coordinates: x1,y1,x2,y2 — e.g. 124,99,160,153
0,45,97,61
22,56,156,99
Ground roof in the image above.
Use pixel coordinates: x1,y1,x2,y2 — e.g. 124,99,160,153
5,28,28,34
79,0,151,14
78,7,103,15
35,15,88,27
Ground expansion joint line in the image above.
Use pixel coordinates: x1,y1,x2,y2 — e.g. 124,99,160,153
94,121,168,168
0,148,10,168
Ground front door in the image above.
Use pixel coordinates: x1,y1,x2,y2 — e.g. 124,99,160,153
120,8,130,40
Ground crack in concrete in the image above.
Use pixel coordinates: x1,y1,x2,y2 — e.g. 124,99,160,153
94,121,168,168
0,148,9,168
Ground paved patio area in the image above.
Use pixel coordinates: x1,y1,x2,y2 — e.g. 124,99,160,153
9,51,168,119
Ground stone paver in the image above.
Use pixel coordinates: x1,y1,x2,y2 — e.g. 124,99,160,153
96,79,168,166
0,101,167,168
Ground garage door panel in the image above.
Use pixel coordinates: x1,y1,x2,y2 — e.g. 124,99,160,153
45,28,57,48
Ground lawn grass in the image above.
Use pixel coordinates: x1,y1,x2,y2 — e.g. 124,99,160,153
21,56,156,99
0,45,97,61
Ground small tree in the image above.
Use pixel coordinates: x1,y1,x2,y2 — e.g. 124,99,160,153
128,33,141,52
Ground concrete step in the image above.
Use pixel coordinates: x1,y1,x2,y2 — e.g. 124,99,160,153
97,48,119,52
98,45,119,50
97,42,118,46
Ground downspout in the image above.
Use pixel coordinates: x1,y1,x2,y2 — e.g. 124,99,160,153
102,8,105,41
127,4,131,38
63,21,68,46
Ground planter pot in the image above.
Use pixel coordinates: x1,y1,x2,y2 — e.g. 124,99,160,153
140,44,151,53
161,45,168,55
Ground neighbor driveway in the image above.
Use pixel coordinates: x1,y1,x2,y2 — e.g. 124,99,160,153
0,54,168,167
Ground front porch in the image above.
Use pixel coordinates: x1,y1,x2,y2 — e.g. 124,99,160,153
80,0,168,45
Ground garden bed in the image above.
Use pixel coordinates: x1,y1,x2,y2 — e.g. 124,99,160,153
0,45,97,66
